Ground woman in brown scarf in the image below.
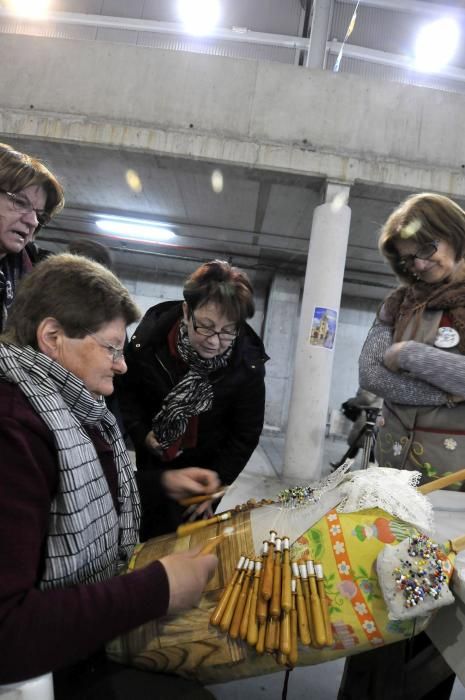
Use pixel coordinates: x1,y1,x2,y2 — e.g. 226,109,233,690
338,193,465,700
359,192,465,490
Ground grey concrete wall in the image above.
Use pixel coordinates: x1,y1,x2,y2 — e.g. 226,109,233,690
119,263,372,427
1,34,465,195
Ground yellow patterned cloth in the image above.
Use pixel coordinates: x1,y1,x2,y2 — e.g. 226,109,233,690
292,507,455,656
107,507,455,682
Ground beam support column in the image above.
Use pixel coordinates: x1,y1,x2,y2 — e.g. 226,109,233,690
283,181,352,481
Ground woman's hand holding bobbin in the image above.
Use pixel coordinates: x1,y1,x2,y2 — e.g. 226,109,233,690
161,467,221,501
160,548,218,613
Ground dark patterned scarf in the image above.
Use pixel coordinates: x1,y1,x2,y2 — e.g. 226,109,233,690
0,343,140,589
0,249,32,332
152,321,233,450
381,279,465,354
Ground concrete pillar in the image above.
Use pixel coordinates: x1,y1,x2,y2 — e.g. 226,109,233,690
263,273,302,433
306,0,333,69
283,181,351,481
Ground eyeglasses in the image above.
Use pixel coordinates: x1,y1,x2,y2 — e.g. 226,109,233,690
84,330,125,363
191,310,238,342
399,240,439,269
0,189,51,227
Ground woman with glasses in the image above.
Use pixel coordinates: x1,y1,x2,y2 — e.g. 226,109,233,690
358,192,465,490
117,259,268,539
0,142,64,331
0,253,217,699
338,192,465,700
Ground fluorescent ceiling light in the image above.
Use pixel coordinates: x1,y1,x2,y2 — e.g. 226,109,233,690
177,0,221,36
6,0,50,18
96,216,176,243
414,17,460,73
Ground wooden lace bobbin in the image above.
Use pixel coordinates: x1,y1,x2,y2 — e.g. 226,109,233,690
176,511,232,538
220,557,248,633
265,615,278,653
210,555,245,627
256,542,269,624
240,560,257,640
298,560,315,644
281,537,292,613
230,558,254,639
246,559,262,647
261,530,277,601
256,618,267,655
291,565,311,645
314,560,334,646
270,537,283,619
280,607,291,657
198,532,226,555
178,488,227,507
288,581,299,667
303,558,326,647
418,467,465,495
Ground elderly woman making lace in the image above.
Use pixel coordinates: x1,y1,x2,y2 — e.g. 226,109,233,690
0,254,217,699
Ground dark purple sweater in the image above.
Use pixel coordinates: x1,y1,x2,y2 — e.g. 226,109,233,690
0,381,169,684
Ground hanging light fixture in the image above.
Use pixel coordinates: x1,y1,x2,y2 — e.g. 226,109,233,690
96,215,176,243
177,0,221,36
414,17,460,73
6,0,50,18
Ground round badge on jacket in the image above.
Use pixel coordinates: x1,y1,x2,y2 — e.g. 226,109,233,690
434,327,460,349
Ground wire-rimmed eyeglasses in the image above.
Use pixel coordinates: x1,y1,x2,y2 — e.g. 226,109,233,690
0,188,51,227
84,329,125,363
399,240,439,269
191,310,238,342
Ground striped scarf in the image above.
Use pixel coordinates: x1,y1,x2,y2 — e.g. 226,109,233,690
0,343,140,590
152,321,233,450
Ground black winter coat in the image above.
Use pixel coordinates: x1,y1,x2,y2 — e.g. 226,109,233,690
116,301,268,487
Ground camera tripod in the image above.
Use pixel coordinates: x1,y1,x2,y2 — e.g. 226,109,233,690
331,406,381,471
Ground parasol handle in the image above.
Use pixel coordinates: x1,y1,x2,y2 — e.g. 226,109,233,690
418,468,465,495
449,534,465,554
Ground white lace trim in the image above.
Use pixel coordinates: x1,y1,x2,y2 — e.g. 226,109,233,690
336,467,434,534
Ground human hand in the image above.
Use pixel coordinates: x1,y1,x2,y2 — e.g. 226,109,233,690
144,430,162,455
182,499,215,522
161,467,221,502
383,341,409,372
160,548,218,612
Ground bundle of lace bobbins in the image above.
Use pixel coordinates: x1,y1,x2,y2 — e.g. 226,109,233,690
210,529,333,668
176,497,275,538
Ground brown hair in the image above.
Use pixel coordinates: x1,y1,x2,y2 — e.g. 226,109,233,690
0,142,64,226
183,260,255,323
1,253,139,348
68,238,114,270
379,192,465,283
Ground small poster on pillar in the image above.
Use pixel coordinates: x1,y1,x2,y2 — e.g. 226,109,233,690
309,306,337,350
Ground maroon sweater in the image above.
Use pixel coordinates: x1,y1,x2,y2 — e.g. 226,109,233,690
0,381,169,684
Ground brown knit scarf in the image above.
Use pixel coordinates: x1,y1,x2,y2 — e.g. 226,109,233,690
380,279,465,354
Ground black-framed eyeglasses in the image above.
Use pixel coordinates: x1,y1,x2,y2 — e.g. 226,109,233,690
84,329,125,363
191,310,238,342
399,240,439,269
0,188,51,227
